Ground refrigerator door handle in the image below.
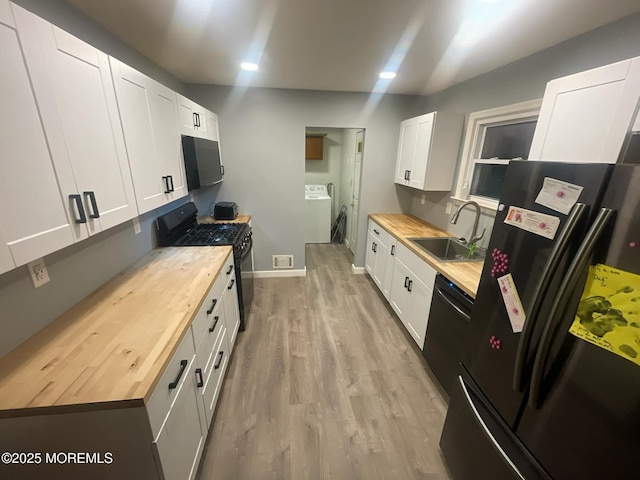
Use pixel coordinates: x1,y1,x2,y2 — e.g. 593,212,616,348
513,203,587,392
457,376,527,480
528,207,613,409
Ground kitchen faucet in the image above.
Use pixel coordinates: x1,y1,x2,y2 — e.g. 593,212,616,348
450,200,485,247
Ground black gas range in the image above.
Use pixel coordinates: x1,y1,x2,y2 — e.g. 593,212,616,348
156,202,253,331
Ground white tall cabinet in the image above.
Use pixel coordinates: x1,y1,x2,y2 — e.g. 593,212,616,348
394,112,463,191
13,4,138,239
529,56,640,163
0,3,75,273
110,58,187,214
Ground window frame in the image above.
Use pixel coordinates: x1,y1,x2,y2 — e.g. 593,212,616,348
452,99,542,211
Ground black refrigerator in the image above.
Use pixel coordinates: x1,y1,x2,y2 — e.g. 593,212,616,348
440,161,640,480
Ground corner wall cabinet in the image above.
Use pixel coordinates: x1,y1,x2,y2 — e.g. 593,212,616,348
529,56,640,163
110,57,188,214
394,112,463,191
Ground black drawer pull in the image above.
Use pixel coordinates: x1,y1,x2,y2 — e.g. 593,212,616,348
373,229,379,235
69,194,87,224
228,279,235,290
214,351,224,369
209,315,220,333
195,368,204,388
226,265,234,275
83,191,100,218
407,279,413,292
206,298,217,315
404,276,409,288
391,245,395,256
168,359,188,390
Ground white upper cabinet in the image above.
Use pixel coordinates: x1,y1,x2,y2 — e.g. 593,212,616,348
529,56,640,163
394,112,463,191
204,109,220,142
12,4,137,240
0,3,75,271
110,57,187,214
177,94,209,139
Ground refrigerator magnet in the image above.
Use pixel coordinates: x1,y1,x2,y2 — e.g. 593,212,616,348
497,273,526,333
534,177,584,215
504,206,560,240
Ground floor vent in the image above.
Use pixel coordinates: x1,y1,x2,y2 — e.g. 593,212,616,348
272,255,294,269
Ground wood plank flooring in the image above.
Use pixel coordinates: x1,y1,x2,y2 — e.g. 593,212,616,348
197,244,452,480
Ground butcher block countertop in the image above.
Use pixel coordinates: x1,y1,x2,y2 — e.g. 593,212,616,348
198,214,251,224
369,214,483,298
0,246,232,418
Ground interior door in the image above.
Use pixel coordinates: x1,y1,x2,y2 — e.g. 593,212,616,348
349,130,364,254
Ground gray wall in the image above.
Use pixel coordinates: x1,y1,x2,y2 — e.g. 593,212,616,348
0,0,187,358
185,86,415,272
408,12,640,243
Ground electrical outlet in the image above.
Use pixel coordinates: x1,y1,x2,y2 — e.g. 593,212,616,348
27,258,50,288
132,217,141,235
421,193,426,205
446,202,452,214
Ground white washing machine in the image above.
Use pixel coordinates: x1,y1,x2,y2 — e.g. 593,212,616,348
305,184,331,243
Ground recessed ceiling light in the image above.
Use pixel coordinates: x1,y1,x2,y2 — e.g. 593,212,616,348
379,71,396,80
241,62,259,71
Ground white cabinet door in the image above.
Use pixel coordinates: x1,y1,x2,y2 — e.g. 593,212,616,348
365,230,376,276
381,237,397,301
389,258,411,327
394,118,416,185
0,6,74,269
223,274,240,354
205,109,220,142
405,276,433,349
177,94,208,138
13,5,137,239
529,57,640,163
154,354,205,480
110,58,186,214
409,113,435,189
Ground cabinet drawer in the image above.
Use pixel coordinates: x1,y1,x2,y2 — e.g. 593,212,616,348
368,219,384,237
147,329,196,439
201,327,229,426
396,242,437,287
191,268,228,352
197,307,226,383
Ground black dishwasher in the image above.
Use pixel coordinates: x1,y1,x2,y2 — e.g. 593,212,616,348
423,274,474,396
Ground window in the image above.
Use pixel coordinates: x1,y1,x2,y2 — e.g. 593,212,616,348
454,99,542,210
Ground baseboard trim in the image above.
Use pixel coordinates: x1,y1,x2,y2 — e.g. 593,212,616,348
253,268,307,278
351,264,366,274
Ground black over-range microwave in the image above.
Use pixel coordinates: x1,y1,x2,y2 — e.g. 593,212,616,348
182,135,224,191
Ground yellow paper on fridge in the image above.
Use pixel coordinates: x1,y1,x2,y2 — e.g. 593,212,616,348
569,264,640,367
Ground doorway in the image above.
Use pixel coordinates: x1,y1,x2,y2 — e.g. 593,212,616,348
304,127,365,252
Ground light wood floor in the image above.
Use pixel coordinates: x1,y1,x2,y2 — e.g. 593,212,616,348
198,244,452,480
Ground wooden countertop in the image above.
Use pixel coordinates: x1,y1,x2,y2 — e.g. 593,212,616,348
0,246,232,418
198,214,251,224
369,214,483,298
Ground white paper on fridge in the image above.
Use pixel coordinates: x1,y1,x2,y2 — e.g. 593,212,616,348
504,206,560,240
534,177,584,215
497,273,526,333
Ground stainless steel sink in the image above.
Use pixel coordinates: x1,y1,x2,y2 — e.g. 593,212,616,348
408,237,485,262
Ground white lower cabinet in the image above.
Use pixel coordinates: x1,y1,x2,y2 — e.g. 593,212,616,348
154,352,205,480
150,252,240,480
365,220,395,300
389,243,436,349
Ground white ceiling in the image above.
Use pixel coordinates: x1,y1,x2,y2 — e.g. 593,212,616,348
66,0,640,95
